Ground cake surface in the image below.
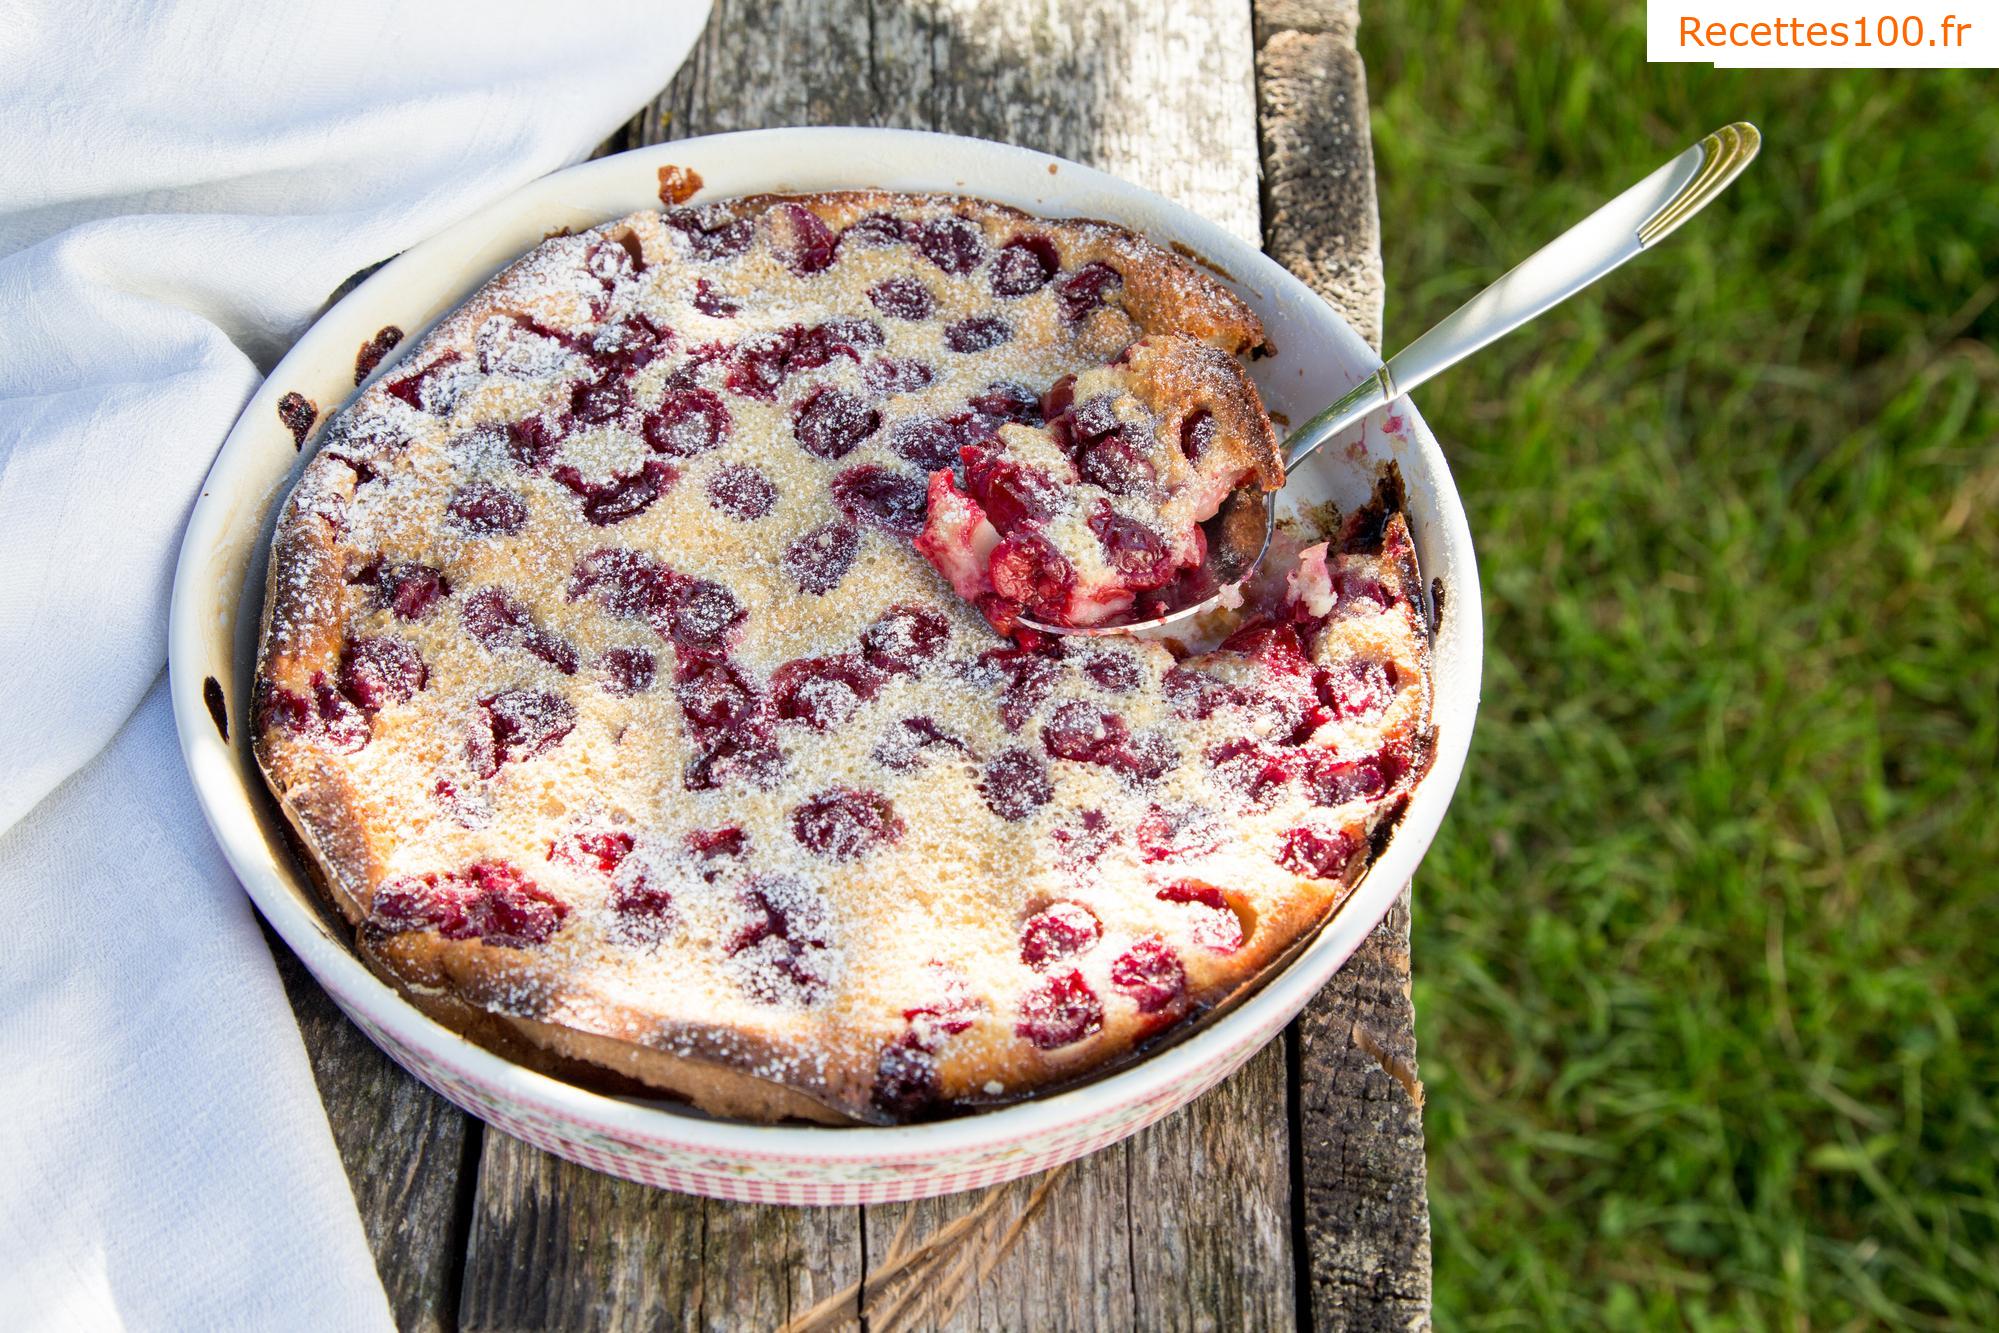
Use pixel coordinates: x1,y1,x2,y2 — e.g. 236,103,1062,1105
253,191,1434,1124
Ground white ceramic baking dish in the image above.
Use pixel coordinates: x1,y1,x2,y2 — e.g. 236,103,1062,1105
168,127,1481,1204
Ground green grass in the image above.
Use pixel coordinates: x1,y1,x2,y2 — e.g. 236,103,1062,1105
1354,4,1999,1327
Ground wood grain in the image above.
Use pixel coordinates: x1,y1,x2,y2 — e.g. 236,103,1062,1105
1255,6,1434,1323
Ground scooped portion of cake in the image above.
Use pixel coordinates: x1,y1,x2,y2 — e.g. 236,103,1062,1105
915,334,1283,635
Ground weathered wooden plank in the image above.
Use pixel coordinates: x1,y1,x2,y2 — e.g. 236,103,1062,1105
268,924,473,1333
1257,5,1434,1326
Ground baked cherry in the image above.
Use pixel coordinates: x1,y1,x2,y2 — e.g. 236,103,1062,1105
1055,261,1123,321
968,380,1045,426
915,215,987,274
970,645,1064,731
549,828,634,875
1042,701,1129,764
963,450,1061,534
777,202,839,275
505,415,563,473
1319,659,1394,722
1082,652,1142,693
663,577,745,654
872,715,963,771
859,605,950,675
1015,970,1102,1048
791,787,903,860
1088,506,1175,588
338,636,426,713
944,316,1010,353
843,212,909,248
461,587,579,674
568,372,632,425
863,356,935,395
728,873,830,1005
1163,666,1237,719
706,463,776,520
590,313,672,376
792,385,881,460
981,747,1053,822
384,353,465,415
1076,432,1155,497
868,276,934,320
1277,824,1362,879
772,654,881,731
358,560,449,621
991,234,1058,297
673,657,760,736
599,646,655,696
447,483,528,536
831,464,928,535
1179,409,1216,462
469,689,577,777
1207,739,1294,808
664,205,755,261
1135,803,1222,863
988,530,1076,616
1110,937,1185,1013
1157,880,1244,952
1019,901,1101,969
687,825,749,862
783,521,860,595
643,388,731,457
888,416,973,471
692,279,740,317
873,1033,941,1117
584,233,643,289
552,458,678,526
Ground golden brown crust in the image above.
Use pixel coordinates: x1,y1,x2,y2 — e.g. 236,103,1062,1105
254,191,1429,1125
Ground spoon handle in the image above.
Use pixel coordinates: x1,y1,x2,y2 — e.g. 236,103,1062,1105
1282,122,1761,471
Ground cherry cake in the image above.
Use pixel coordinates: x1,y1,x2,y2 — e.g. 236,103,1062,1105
254,191,1435,1124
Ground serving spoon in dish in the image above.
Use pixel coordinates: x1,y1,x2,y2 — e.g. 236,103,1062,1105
1027,121,1762,637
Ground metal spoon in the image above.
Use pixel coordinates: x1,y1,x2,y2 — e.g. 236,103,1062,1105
1027,121,1762,637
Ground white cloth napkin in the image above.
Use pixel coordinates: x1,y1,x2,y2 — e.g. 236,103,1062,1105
0,4,710,1326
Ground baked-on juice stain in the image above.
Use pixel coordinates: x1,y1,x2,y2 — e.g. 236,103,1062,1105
656,164,704,207
353,325,404,385
202,676,229,741
275,391,316,449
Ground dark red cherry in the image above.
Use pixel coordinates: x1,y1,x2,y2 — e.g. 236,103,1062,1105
643,388,731,457
872,715,964,771
1015,970,1102,1048
1110,937,1185,1013
461,587,578,673
1135,803,1222,863
706,463,776,519
338,637,426,713
1041,374,1077,421
692,279,739,317
988,530,1076,616
1277,824,1362,879
549,828,635,875
1180,409,1217,462
863,356,935,395
1319,658,1394,721
990,234,1058,297
552,458,678,526
383,353,464,415
590,313,672,376
359,561,449,621
889,416,976,471
687,826,749,861
873,1032,942,1117
1162,666,1237,719
860,605,950,675
469,689,577,777
981,747,1053,821
968,380,1044,427
1019,902,1101,969
970,644,1064,731
585,233,643,289
664,205,755,260
777,202,839,275
868,276,934,320
505,415,563,473
672,657,759,736
663,577,745,654
1157,880,1244,952
569,372,632,425
1082,652,1142,692
915,215,987,274
1041,701,1129,764
1087,507,1176,589
599,646,655,696
790,788,903,860
963,449,1061,534
783,521,860,595
831,464,928,534
771,654,882,731
843,212,909,248
944,315,1011,353
792,385,882,460
1208,739,1294,808
447,484,527,536
568,547,674,625
1056,262,1123,321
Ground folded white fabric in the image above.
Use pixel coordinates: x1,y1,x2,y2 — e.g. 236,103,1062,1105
0,4,710,1327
